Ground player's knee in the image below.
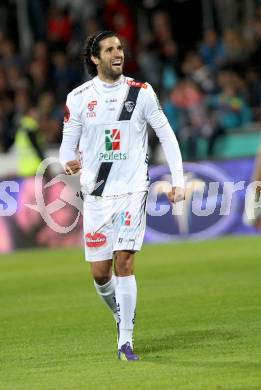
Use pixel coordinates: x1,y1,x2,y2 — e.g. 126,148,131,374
90,261,112,285
93,274,111,285
114,250,134,276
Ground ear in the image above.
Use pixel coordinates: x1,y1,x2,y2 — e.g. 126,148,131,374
91,55,99,66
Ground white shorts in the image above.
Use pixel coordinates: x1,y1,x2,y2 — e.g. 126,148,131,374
83,191,147,262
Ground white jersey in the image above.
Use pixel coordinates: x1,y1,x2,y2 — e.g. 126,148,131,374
60,75,184,196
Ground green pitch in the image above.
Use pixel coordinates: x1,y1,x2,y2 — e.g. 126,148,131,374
0,237,261,390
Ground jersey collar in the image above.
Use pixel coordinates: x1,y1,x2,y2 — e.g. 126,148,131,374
93,75,125,92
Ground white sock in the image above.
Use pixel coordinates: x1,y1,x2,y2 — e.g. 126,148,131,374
115,275,137,349
94,275,119,322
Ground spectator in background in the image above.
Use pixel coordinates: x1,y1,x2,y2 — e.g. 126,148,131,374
0,90,16,152
0,50,26,152
152,10,173,43
181,51,216,94
0,0,260,161
0,64,8,94
153,10,181,95
138,10,177,94
160,39,180,94
206,79,252,155
222,28,249,71
248,3,261,72
32,41,50,70
6,66,25,92
103,0,136,50
217,69,248,99
103,0,137,73
245,67,261,121
164,80,210,159
38,91,63,144
137,39,162,92
0,38,23,69
0,81,31,151
27,55,52,101
202,0,256,36
199,29,226,71
51,51,81,103
27,0,47,41
13,88,31,123
163,68,253,160
14,105,46,177
55,0,98,26
47,5,73,52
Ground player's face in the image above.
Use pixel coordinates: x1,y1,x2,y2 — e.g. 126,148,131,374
94,36,124,83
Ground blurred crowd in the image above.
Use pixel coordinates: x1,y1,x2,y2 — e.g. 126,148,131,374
0,0,260,162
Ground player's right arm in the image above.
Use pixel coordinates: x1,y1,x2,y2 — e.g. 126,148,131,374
59,92,82,174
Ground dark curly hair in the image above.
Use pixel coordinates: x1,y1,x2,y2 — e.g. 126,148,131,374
83,31,118,77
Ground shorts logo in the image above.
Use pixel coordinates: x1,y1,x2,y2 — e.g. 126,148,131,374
124,101,135,113
105,129,120,151
121,211,131,226
85,232,106,247
87,100,97,117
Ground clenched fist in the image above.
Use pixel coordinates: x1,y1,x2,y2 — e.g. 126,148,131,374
167,186,185,203
65,160,81,175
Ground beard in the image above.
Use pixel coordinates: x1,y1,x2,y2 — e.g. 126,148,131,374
99,62,123,81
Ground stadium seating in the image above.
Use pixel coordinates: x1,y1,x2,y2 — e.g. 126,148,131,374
184,128,261,160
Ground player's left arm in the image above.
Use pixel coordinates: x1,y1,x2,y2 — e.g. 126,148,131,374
143,84,185,203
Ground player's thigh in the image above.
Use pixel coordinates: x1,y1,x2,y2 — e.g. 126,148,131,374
113,191,147,252
83,195,114,262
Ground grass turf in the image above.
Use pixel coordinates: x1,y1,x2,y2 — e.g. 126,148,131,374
0,236,261,390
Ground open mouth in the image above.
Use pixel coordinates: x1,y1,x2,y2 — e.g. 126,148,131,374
112,60,122,68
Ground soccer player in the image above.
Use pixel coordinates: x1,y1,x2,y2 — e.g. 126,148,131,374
59,31,185,360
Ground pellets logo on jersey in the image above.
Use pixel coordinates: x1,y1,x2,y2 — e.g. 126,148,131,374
85,232,107,247
121,211,131,226
99,129,127,160
105,129,120,151
87,100,97,117
63,105,70,123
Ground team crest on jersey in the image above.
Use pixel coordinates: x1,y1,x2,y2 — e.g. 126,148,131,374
87,100,97,117
124,101,135,113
